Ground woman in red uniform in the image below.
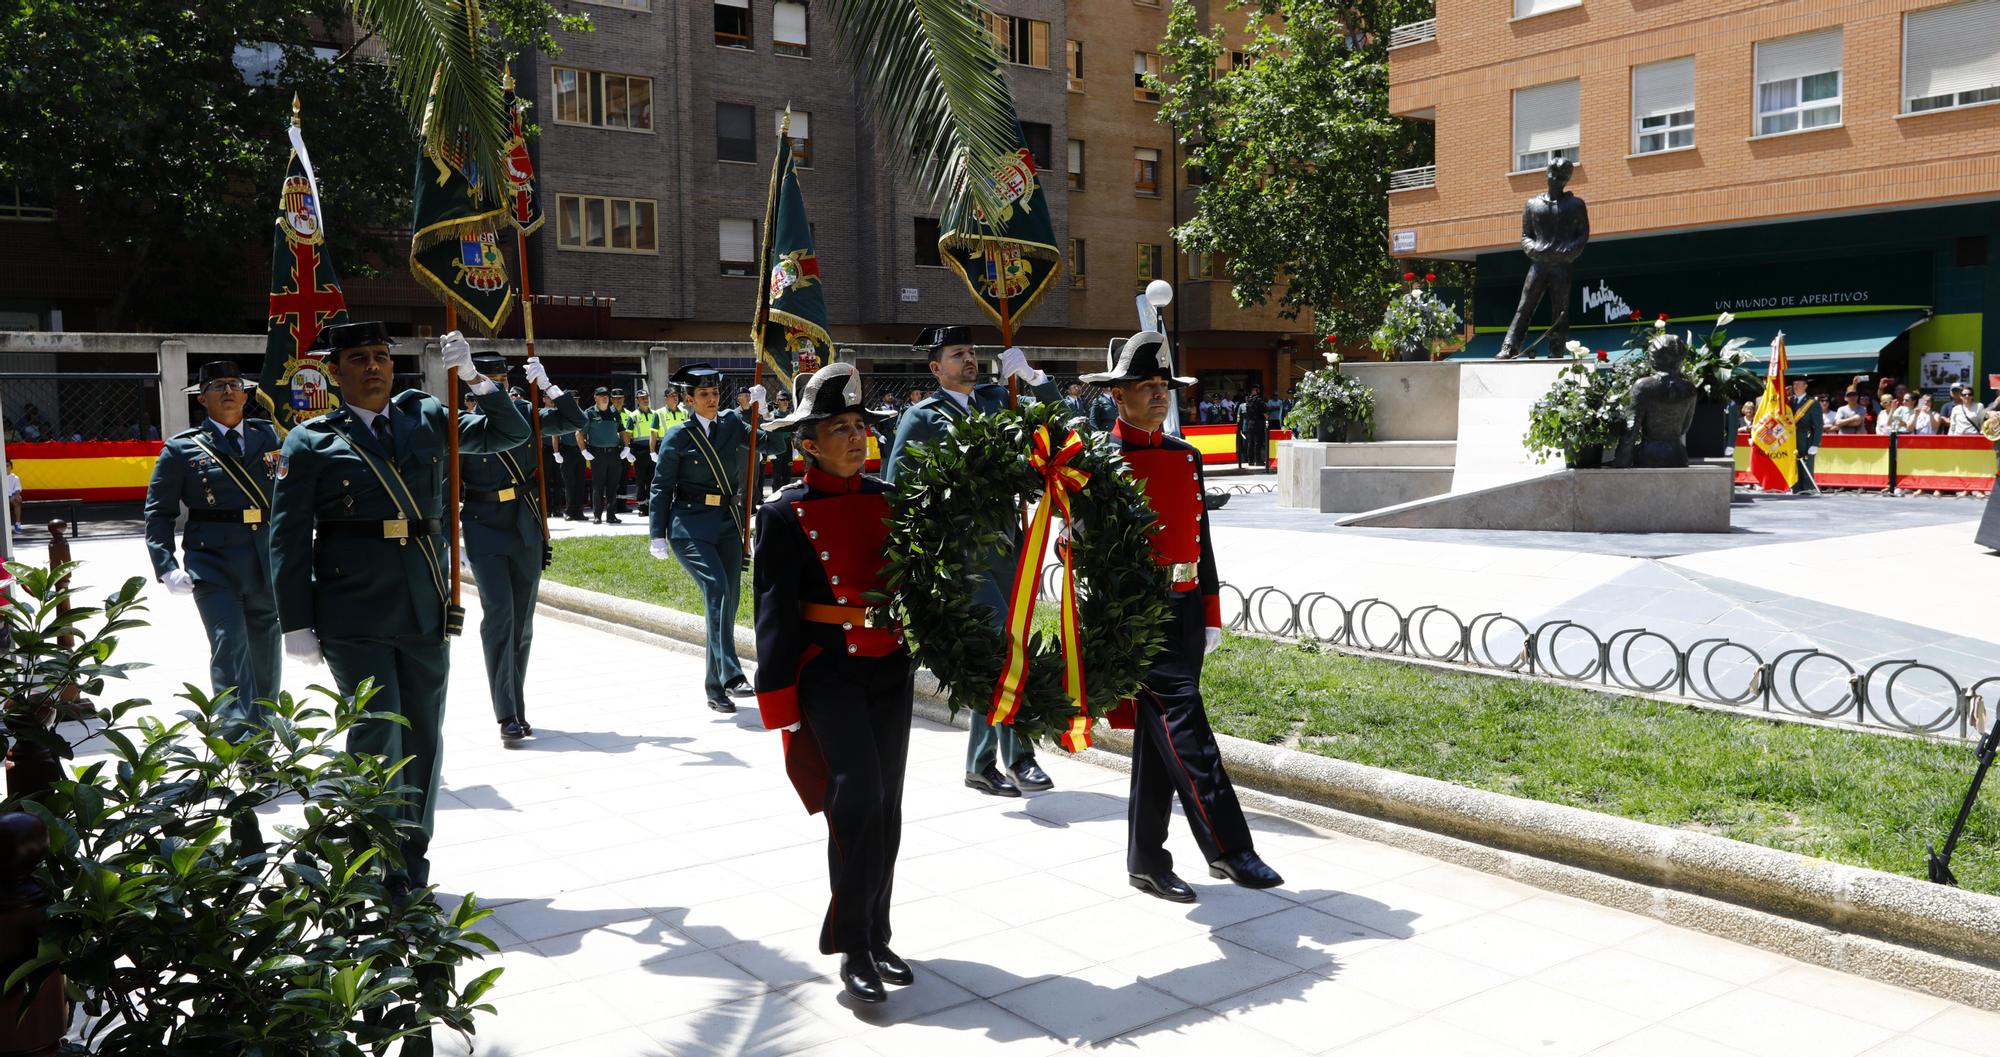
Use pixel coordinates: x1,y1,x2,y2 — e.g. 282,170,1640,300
752,362,915,1004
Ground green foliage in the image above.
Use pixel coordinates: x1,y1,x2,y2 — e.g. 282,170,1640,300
1369,281,1462,362
544,536,754,627
1157,0,1467,344
0,561,150,763
1282,364,1376,440
882,402,1173,743
1613,317,1761,405
1523,350,1645,460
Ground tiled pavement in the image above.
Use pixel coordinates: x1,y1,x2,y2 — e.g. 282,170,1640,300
28,537,2000,1057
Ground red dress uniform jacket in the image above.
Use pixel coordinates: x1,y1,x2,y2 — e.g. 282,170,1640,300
1107,419,1222,729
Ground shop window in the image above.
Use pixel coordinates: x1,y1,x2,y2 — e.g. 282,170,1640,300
1136,243,1162,289
717,102,755,162
1512,79,1579,172
1021,122,1053,171
1134,52,1162,102
1067,139,1085,190
913,218,943,267
719,218,758,275
1904,0,2000,113
1755,29,1842,135
1631,57,1694,154
1069,238,1087,290
715,0,752,49
1134,147,1160,195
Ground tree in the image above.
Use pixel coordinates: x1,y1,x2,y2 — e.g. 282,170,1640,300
1157,0,1460,346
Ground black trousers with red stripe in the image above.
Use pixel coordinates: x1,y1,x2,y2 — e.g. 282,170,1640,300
1128,589,1256,875
798,650,914,955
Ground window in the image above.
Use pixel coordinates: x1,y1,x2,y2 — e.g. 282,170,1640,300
1069,238,1087,290
983,13,1051,68
715,0,751,49
1631,57,1694,154
913,218,943,267
1134,147,1160,194
551,68,653,131
0,185,53,221
780,111,812,167
1067,39,1085,91
577,0,648,8
1514,0,1580,17
1021,122,1053,171
1134,52,1162,102
719,218,758,275
1189,250,1216,280
556,194,658,253
1067,139,1086,190
774,0,809,57
552,68,587,124
1904,0,2000,113
1512,79,1579,171
1755,28,1842,135
717,102,755,162
1136,243,1163,288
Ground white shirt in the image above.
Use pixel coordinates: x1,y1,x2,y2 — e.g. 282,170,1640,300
937,388,972,414
1949,403,1986,435
4,473,19,499
205,420,247,449
347,404,391,434
693,413,716,435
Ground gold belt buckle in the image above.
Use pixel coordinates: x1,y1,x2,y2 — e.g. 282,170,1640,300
496,487,517,502
241,509,264,525
704,494,721,507
1168,561,1196,583
383,519,410,539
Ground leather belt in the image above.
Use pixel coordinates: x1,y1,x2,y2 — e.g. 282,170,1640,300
801,601,897,630
188,508,264,525
465,487,518,503
318,518,443,540
677,485,727,507
1166,561,1197,586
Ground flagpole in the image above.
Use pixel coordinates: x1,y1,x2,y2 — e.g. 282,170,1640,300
505,67,551,539
992,246,1021,412
444,303,464,630
741,109,790,553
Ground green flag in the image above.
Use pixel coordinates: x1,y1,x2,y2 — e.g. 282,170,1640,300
257,109,349,436
757,110,832,381
409,80,513,336
938,108,1063,331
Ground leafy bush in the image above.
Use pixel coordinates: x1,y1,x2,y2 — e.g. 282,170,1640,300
1368,279,1462,363
1283,360,1377,440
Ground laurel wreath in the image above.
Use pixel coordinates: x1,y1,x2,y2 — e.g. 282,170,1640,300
883,401,1173,745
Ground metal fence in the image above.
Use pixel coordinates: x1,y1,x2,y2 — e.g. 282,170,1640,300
0,373,163,444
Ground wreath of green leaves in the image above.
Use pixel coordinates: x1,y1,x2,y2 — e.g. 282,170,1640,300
883,400,1174,744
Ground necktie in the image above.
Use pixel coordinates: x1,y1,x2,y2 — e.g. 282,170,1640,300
224,429,243,457
372,416,393,451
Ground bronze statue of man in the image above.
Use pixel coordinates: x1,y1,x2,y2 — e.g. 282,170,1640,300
1497,157,1589,360
1615,334,1698,468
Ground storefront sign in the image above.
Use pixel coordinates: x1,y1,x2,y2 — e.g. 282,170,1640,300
1472,250,1932,329
1392,230,1417,252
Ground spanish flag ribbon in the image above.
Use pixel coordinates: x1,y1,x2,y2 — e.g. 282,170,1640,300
990,426,1092,751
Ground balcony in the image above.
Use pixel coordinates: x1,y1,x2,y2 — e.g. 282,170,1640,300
1389,164,1436,192
1388,18,1437,48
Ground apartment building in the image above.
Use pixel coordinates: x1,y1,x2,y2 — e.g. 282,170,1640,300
1388,0,2000,396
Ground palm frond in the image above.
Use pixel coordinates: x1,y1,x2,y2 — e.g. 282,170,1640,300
820,0,1021,225
347,0,508,204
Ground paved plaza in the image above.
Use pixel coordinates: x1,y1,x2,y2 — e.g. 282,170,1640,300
14,527,2000,1057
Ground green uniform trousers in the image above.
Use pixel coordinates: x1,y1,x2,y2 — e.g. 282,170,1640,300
190,560,282,733
322,634,450,887
671,536,744,701
469,549,540,725
966,562,1035,773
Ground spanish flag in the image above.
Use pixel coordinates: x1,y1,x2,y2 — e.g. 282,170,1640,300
1749,332,1799,492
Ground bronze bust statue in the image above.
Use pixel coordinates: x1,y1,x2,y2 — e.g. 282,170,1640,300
1497,157,1590,360
1614,334,1699,468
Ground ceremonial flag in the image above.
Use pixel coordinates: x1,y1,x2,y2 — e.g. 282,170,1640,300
1750,332,1799,492
937,102,1062,331
753,108,832,385
501,72,543,234
409,77,514,336
257,100,350,435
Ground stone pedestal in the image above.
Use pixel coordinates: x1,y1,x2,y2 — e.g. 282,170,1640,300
1337,465,1735,533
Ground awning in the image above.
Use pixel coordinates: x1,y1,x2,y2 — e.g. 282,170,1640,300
1454,307,1930,374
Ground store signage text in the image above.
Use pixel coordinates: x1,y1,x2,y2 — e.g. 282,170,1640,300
1713,290,1873,312
1580,280,1632,323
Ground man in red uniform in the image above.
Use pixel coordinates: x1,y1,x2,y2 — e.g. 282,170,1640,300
1084,331,1284,903
752,362,916,1004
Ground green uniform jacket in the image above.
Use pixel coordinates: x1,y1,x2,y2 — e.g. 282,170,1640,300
881,377,1059,483
143,420,281,581
461,392,586,559
1791,394,1824,450
649,409,752,543
271,388,529,640
582,406,626,448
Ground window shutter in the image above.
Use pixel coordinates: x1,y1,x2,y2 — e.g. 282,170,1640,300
1513,80,1580,161
773,1,807,45
720,219,756,261
1067,139,1083,173
1905,0,2000,102
777,111,809,139
1514,0,1574,16
716,0,748,7
1757,28,1842,85
1632,57,1695,116
1135,147,1160,163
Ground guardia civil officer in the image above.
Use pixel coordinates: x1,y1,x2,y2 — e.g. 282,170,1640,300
553,424,587,521
883,325,1059,797
1084,330,1283,902
459,352,585,742
580,386,631,523
271,323,528,892
647,363,763,712
142,360,282,729
627,386,664,516
753,361,914,1005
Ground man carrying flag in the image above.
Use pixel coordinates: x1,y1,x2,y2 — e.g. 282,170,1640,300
1750,333,1802,493
258,98,351,435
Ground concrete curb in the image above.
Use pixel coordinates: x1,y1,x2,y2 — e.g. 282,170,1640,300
529,578,2000,1011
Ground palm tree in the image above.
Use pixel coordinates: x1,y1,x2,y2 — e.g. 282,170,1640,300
347,0,1021,218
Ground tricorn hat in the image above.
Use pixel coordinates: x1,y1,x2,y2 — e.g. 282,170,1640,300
185,360,257,395
911,325,973,357
312,320,400,355
592,385,609,396
1080,331,1194,388
471,352,510,377
671,362,725,393
761,362,894,433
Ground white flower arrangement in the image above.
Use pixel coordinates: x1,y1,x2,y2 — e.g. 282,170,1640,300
1565,340,1588,359
1715,312,1736,328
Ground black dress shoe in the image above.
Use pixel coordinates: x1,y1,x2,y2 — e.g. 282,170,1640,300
1129,869,1197,903
1010,761,1054,792
1209,850,1284,889
964,765,1021,798
723,676,756,699
606,514,622,524
591,516,602,524
872,947,914,986
499,718,528,741
707,697,737,715
520,720,534,736
840,953,886,1003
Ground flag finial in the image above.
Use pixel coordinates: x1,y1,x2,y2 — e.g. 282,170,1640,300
291,93,301,128
503,62,515,93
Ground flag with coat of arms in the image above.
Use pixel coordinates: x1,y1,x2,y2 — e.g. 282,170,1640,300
502,69,543,235
1749,333,1800,491
937,100,1062,331
408,76,514,336
257,99,351,435
754,108,832,386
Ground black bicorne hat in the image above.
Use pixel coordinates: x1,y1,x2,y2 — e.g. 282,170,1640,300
1080,331,1194,388
761,363,894,433
185,360,257,395
312,320,400,355
471,352,510,377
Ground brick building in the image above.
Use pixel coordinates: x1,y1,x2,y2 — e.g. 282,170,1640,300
1388,0,2000,398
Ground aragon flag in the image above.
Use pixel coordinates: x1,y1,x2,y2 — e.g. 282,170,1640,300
409,77,514,336
257,102,351,436
1750,332,1800,491
937,104,1063,331
501,71,543,235
755,108,832,383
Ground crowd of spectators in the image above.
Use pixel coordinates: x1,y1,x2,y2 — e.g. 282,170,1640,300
1811,375,1995,437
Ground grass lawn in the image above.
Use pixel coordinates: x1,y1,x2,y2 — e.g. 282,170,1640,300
548,536,2000,893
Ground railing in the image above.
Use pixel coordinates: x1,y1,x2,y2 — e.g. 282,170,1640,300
1389,164,1437,192
1389,18,1437,47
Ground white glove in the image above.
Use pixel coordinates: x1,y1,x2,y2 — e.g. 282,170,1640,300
440,331,479,384
553,451,564,464
284,629,324,666
1808,446,1819,454
162,569,194,595
523,356,553,393
748,385,768,413
581,449,594,462
1204,628,1222,655
999,347,1047,387
782,722,802,733
650,450,660,464
649,538,671,561
620,447,635,463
